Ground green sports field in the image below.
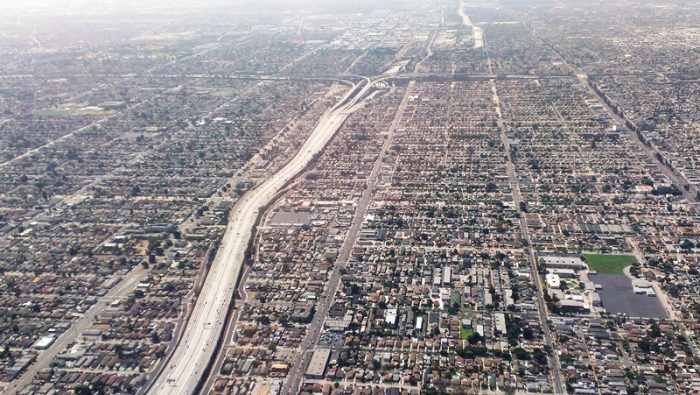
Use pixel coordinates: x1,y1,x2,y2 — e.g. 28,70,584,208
459,327,473,339
584,254,637,274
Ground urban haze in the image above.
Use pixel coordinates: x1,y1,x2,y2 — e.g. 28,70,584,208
0,1,699,394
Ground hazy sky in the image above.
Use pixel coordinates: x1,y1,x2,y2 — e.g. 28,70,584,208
0,0,416,16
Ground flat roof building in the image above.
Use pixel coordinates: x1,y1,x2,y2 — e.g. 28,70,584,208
33,336,56,350
546,273,561,289
541,255,586,270
305,348,331,379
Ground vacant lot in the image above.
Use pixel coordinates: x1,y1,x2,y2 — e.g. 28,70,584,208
584,254,637,274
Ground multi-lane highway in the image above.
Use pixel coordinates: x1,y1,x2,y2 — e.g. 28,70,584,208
144,54,587,395
150,78,378,394
458,2,484,49
149,71,548,394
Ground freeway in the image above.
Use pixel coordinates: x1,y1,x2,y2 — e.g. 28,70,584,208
150,78,379,395
458,2,484,49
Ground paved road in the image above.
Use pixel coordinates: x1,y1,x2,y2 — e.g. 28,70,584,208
524,24,699,209
573,73,699,206
282,81,415,395
0,99,147,171
458,2,484,49
489,77,565,394
529,18,700,362
414,30,438,73
199,266,249,395
150,78,382,395
4,266,147,394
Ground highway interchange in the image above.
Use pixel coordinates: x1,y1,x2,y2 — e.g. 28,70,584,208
149,14,697,394
148,61,581,395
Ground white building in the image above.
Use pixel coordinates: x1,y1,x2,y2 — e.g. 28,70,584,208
546,273,561,288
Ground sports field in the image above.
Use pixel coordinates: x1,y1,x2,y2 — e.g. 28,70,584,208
584,254,637,274
459,327,473,339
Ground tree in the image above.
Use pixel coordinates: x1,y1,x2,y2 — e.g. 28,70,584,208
680,239,694,251
163,282,176,293
75,386,93,395
638,339,652,353
513,347,530,360
448,301,460,315
533,348,547,365
468,332,483,345
0,344,9,360
235,181,247,194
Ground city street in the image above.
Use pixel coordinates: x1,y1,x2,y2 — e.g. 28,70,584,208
151,79,379,394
